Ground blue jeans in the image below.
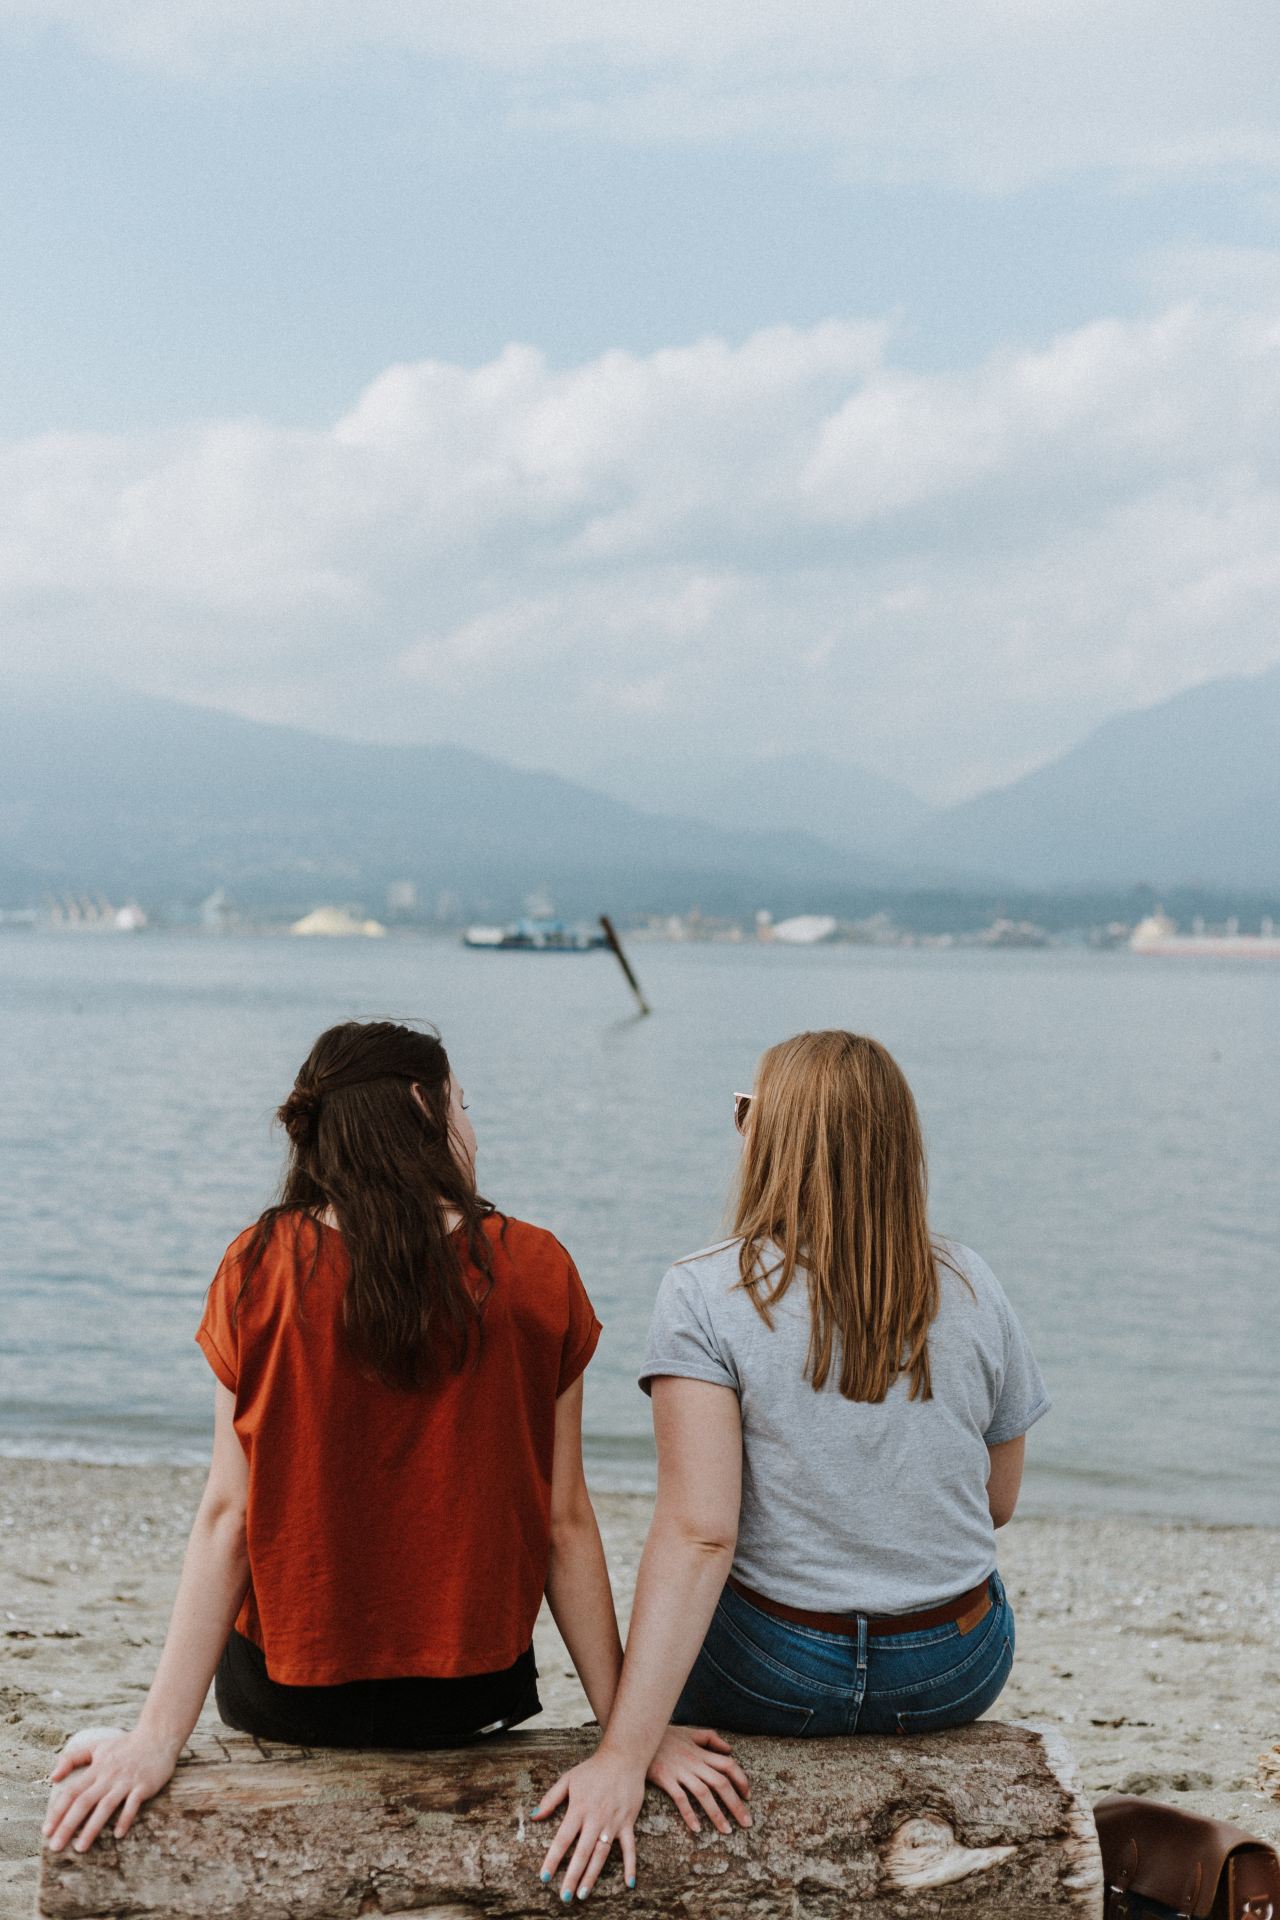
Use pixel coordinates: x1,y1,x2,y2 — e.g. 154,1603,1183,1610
673,1572,1014,1736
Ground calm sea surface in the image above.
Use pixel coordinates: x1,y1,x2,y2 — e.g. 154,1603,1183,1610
1,932,1277,1523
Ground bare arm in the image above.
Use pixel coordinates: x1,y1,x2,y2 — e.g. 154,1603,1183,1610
987,1434,1025,1528
535,1377,748,1898
542,1375,624,1726
44,1384,250,1853
596,1377,741,1766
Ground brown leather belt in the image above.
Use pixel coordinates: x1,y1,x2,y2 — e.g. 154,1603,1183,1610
727,1574,994,1638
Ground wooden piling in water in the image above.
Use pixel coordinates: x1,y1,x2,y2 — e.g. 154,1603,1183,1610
599,915,650,1015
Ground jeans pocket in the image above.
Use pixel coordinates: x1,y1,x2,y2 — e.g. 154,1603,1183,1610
680,1643,816,1736
894,1632,1014,1734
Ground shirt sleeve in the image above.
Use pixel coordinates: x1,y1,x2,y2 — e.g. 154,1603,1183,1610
639,1262,738,1397
983,1274,1051,1445
195,1244,241,1393
558,1250,603,1397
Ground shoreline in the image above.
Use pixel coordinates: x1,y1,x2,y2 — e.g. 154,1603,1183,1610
3,1458,1278,1918
0,1441,1271,1531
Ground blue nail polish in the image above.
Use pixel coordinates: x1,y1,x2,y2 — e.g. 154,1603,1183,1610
562,1891,573,1904
540,1871,550,1883
627,1876,636,1890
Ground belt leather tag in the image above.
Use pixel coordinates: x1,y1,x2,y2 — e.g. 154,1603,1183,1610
956,1594,992,1635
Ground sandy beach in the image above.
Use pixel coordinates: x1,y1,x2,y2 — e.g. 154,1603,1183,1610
2,1457,1277,1918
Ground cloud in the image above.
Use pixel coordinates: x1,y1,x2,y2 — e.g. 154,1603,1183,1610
3,0,1279,192
3,281,1280,799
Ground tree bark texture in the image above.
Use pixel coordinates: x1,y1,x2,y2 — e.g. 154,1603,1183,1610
38,1720,1102,1919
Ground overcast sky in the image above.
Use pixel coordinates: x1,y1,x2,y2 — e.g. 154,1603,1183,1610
2,2,1279,800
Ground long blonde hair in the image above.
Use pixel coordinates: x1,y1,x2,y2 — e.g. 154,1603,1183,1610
732,1029,954,1403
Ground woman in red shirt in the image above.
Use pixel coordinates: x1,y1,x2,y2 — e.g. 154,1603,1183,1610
44,1020,747,1862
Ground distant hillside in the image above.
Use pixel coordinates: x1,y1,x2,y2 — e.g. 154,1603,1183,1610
592,750,931,860
0,684,892,917
904,664,1280,889
4,667,1275,916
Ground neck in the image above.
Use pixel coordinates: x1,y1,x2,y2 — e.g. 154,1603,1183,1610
316,1205,465,1234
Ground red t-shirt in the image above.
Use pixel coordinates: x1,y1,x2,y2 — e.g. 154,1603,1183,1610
196,1212,601,1686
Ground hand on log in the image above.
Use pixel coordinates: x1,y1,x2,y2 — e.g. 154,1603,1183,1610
530,1726,752,1899
44,1727,181,1856
38,1720,1104,1920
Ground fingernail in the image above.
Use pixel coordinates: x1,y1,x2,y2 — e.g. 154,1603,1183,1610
561,1891,573,1904
627,1876,636,1890
577,1891,589,1902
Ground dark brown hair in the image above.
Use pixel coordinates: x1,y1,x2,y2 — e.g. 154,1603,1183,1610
240,1020,497,1391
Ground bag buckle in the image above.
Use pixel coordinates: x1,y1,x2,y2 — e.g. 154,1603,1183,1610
1241,1903,1274,1919
1106,1883,1195,1920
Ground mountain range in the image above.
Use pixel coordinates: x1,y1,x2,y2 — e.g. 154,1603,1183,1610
0,665,1276,915
592,751,932,861
591,666,1280,893
0,684,890,918
893,664,1280,890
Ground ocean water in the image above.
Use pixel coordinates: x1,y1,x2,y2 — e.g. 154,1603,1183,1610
1,932,1276,1524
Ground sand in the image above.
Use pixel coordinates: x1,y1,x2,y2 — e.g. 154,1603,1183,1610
2,1457,1278,1918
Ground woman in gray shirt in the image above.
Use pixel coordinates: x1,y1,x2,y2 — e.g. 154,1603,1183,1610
534,1028,1050,1900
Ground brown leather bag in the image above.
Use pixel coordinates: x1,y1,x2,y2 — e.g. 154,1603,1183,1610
1095,1794,1280,1920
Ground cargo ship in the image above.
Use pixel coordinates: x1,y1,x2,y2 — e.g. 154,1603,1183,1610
1129,910,1280,958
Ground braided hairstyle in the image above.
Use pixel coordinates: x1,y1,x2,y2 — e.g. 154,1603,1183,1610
238,1021,497,1390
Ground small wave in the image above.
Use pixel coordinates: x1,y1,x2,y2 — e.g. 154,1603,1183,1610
0,1437,211,1469
0,1433,1269,1525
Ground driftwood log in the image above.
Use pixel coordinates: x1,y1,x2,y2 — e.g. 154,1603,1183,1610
38,1721,1102,1919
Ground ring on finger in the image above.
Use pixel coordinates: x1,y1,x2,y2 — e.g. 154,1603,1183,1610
595,1832,611,1847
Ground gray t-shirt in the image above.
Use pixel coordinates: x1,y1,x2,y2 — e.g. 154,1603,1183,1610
639,1237,1050,1615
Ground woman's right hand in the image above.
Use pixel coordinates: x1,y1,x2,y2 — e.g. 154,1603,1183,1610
647,1725,752,1834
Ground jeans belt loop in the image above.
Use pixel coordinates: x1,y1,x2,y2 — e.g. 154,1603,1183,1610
856,1612,868,1675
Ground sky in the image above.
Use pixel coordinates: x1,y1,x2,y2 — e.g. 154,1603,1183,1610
1,2,1279,801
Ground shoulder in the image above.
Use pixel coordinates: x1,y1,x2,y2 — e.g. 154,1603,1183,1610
655,1239,748,1320
933,1240,1022,1344
935,1238,1001,1300
482,1215,584,1293
220,1221,262,1267
215,1213,325,1290
668,1237,743,1288
485,1213,572,1266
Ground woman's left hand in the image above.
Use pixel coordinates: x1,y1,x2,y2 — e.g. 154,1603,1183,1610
532,1748,645,1900
43,1725,181,1855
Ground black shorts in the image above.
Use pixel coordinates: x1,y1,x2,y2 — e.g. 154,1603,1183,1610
214,1630,541,1749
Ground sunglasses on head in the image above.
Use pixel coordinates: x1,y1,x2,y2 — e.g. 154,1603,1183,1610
733,1091,753,1133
